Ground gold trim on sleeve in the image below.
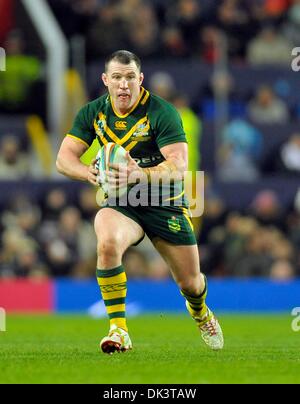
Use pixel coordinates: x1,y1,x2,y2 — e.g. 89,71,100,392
66,134,90,148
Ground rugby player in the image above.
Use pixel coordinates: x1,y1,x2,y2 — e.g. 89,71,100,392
56,50,224,353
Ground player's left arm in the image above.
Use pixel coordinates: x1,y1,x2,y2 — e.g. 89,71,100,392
143,142,188,182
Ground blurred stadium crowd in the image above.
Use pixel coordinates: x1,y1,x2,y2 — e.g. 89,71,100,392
0,0,300,280
45,0,298,63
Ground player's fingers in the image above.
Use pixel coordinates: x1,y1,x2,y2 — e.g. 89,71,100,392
108,163,120,171
107,179,120,188
90,167,99,174
87,173,98,186
106,170,118,178
109,180,127,190
106,170,128,179
107,175,127,186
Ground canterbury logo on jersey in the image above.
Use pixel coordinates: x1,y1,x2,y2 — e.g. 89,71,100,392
115,121,127,130
100,282,127,293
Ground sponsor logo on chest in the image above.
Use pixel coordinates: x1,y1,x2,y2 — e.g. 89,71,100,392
115,121,127,130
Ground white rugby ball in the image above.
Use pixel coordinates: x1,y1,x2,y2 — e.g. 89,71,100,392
95,142,128,197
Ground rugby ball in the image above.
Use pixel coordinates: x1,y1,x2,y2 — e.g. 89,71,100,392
95,143,128,197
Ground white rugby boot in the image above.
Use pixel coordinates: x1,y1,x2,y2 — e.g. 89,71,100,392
186,302,224,350
100,324,132,354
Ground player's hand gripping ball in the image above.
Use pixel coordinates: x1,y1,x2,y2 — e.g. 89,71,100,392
95,143,128,197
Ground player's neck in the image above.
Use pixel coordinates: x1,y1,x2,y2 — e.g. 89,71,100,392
116,106,131,115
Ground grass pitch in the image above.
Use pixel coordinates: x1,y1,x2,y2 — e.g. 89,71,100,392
0,313,299,384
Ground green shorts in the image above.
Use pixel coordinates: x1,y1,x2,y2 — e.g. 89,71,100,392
101,204,197,246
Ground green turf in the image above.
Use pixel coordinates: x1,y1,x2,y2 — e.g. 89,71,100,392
0,313,299,384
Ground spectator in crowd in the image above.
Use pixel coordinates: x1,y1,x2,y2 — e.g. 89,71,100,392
204,211,297,278
0,0,14,44
123,247,150,279
247,85,289,124
287,190,300,250
247,26,292,66
269,133,300,175
215,0,253,61
148,71,175,102
0,226,49,279
44,0,295,64
132,236,170,280
117,0,143,21
86,3,128,60
264,0,291,20
77,186,98,221
232,225,295,278
199,175,227,244
39,206,96,277
161,26,188,58
48,0,98,38
218,118,263,182
248,190,286,230
196,71,248,119
270,259,296,281
0,193,46,278
166,0,204,57
0,135,31,179
247,0,291,26
41,188,68,222
229,226,274,277
127,2,161,59
0,30,42,113
16,205,41,241
199,26,222,64
282,0,300,45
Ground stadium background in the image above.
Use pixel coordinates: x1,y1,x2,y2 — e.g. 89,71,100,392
0,0,300,314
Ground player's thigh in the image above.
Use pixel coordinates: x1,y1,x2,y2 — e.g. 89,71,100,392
152,237,201,284
94,207,144,252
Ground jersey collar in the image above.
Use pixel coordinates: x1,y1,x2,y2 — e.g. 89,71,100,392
110,87,149,118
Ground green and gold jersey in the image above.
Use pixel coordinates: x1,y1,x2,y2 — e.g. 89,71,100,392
67,87,188,205
67,87,186,167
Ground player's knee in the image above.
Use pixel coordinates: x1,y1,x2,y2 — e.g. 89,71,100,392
97,236,122,260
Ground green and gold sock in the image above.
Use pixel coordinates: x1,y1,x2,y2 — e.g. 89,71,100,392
96,265,128,332
181,274,208,319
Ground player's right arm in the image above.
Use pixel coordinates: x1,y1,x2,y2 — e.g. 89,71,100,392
56,136,98,185
56,102,99,185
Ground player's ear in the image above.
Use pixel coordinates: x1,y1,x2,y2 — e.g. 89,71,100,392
102,73,108,87
139,72,144,85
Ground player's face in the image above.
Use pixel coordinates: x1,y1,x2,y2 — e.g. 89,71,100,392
102,61,144,113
